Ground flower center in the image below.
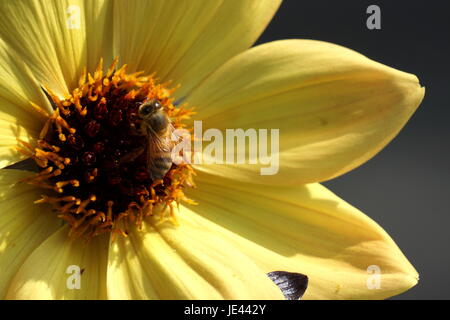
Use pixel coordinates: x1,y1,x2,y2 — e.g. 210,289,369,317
18,58,195,240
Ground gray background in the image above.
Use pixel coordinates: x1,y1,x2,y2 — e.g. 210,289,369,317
256,0,450,299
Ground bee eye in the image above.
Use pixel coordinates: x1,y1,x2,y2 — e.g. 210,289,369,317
139,100,158,116
141,105,151,115
152,100,162,109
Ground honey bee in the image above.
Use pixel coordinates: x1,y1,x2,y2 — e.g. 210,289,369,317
137,99,176,181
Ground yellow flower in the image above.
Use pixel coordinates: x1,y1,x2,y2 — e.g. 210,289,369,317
0,0,424,300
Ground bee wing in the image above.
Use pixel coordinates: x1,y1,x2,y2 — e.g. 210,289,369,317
169,123,181,144
146,124,175,180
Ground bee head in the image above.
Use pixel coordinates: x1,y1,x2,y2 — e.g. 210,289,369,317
138,99,162,118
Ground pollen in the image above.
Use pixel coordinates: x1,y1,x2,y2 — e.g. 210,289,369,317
19,58,196,240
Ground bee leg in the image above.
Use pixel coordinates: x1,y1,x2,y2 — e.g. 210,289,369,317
120,147,145,164
129,122,145,136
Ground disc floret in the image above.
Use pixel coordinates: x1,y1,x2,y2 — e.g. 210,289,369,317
18,59,195,240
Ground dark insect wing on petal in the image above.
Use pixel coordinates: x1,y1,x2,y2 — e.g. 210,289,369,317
268,271,309,300
41,86,58,110
4,158,40,172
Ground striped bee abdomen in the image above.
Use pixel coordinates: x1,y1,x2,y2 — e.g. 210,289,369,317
148,155,173,180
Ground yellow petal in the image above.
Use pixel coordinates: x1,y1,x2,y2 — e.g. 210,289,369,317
0,0,113,96
183,172,418,300
0,1,114,167
112,0,281,99
0,38,54,168
0,170,61,298
6,226,109,300
107,218,284,300
83,0,114,72
188,40,425,185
